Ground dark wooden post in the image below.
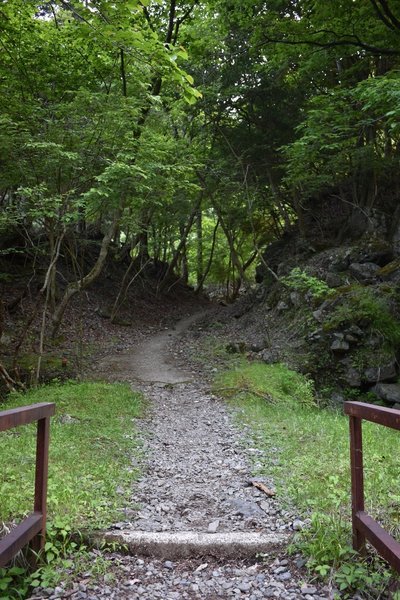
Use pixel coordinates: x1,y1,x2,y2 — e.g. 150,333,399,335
31,416,51,554
349,415,366,552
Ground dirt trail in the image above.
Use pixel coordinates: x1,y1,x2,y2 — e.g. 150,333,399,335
53,310,333,600
96,311,205,384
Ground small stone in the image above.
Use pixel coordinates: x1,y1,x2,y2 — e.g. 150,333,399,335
295,558,307,569
274,566,287,574
290,292,302,308
301,584,318,595
292,518,305,531
277,301,289,312
230,498,264,517
312,310,324,323
164,561,174,570
207,520,220,533
330,339,350,352
345,334,358,343
278,571,292,581
333,332,344,340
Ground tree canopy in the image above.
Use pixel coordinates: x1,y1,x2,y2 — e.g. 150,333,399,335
1,0,400,329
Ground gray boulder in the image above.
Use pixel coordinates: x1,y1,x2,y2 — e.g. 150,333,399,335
343,368,362,388
364,360,397,383
331,339,350,352
349,262,380,283
325,272,342,288
260,349,280,364
372,383,400,404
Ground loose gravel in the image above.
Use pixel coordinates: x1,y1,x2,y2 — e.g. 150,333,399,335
29,311,343,599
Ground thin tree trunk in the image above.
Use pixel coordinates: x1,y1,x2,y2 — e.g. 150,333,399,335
179,223,189,284
196,204,203,287
51,209,122,338
195,218,219,293
158,196,202,292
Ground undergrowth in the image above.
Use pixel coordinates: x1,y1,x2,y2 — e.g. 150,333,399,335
0,380,143,598
214,361,400,598
326,285,400,347
282,267,333,301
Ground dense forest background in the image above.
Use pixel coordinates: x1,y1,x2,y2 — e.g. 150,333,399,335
3,4,400,596
1,0,400,391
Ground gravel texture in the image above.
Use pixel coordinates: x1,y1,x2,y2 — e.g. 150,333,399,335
29,310,342,599
30,554,335,599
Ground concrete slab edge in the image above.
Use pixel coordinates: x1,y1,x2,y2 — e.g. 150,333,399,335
96,530,290,560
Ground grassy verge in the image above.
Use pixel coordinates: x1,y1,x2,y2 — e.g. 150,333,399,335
0,380,143,597
214,361,400,598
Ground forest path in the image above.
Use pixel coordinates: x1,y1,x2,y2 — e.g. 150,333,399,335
96,311,205,384
77,311,331,599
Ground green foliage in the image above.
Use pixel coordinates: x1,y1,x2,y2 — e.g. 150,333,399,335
0,520,115,599
215,361,400,593
0,566,27,599
326,285,400,347
282,268,333,301
283,70,400,203
214,361,315,408
333,560,389,598
0,381,142,529
0,380,142,598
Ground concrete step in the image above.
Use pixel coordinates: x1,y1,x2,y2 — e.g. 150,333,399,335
102,530,289,560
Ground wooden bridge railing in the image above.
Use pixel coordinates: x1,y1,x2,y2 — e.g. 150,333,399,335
0,402,55,567
344,401,400,572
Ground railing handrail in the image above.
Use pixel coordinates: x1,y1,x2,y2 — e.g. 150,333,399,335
0,401,55,567
344,400,400,573
344,401,400,431
0,402,55,431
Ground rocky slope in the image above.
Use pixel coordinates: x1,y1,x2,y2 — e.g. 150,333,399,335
216,227,400,407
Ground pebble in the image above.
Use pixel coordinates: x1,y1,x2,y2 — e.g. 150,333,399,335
207,519,220,533
301,585,318,595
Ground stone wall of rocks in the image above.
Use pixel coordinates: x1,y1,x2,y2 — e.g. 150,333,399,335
248,231,400,406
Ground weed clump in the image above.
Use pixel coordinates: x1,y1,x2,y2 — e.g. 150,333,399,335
214,361,315,408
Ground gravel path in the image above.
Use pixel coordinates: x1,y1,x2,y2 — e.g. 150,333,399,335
31,311,340,599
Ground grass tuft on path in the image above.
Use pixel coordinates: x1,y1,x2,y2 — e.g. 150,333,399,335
0,380,143,530
214,361,400,594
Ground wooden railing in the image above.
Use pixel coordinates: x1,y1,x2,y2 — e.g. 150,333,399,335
0,402,55,567
344,401,400,572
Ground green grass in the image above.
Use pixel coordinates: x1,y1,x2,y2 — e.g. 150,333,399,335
0,380,143,530
214,361,400,595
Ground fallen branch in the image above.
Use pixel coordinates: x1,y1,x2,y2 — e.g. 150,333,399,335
251,481,276,497
215,386,274,402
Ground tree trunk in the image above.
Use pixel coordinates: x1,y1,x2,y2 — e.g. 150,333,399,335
179,224,189,284
51,209,122,338
196,218,220,293
196,204,203,288
158,197,202,292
